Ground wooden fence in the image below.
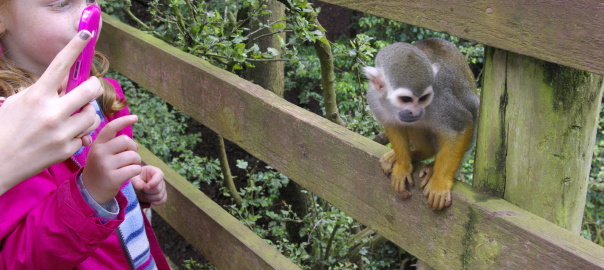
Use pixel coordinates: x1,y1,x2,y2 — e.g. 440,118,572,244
97,1,604,269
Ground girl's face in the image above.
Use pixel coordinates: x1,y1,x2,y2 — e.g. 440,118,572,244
0,0,99,77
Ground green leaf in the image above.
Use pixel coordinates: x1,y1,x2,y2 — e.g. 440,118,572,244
236,160,249,169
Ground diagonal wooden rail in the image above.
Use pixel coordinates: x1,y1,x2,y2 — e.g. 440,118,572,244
98,14,604,269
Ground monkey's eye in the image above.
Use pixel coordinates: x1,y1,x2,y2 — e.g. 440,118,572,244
419,93,431,102
399,96,413,103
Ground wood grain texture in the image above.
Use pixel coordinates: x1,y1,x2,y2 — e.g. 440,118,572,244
98,14,604,269
504,50,602,233
319,0,604,76
473,47,507,197
475,45,604,234
139,145,300,270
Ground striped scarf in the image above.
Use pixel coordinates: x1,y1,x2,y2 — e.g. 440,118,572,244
118,184,157,270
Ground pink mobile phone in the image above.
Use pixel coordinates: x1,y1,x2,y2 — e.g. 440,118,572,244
66,5,101,93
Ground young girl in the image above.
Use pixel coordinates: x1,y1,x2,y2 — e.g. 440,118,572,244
0,1,170,269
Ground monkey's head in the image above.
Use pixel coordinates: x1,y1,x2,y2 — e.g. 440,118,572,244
364,43,439,125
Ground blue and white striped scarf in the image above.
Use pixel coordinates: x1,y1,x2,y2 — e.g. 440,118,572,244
118,184,157,270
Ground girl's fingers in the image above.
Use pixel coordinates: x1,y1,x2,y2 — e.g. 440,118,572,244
145,188,168,206
70,102,100,138
95,115,138,145
36,31,93,98
144,182,164,195
81,135,93,147
66,137,86,160
111,150,142,169
60,77,103,116
113,165,143,183
130,175,146,191
144,169,164,190
101,134,139,156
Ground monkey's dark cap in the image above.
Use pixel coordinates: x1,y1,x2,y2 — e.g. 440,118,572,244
375,43,434,94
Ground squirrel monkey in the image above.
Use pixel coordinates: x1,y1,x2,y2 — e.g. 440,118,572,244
364,38,479,210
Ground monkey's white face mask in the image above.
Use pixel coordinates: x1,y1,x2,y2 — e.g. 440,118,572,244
364,65,438,125
388,86,434,123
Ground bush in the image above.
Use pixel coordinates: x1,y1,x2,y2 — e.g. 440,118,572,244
583,104,604,245
107,71,222,188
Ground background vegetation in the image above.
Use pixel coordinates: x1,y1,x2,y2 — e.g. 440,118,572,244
101,0,603,268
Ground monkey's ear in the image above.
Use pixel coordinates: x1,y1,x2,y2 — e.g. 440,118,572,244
363,66,386,93
431,63,440,77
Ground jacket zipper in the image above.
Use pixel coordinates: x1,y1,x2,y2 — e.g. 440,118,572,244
117,227,136,270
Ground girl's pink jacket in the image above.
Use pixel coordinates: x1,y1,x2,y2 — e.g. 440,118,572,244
0,79,170,269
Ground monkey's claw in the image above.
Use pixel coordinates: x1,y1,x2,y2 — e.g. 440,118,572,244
421,176,453,210
391,175,413,199
390,161,414,199
379,150,396,176
418,162,435,188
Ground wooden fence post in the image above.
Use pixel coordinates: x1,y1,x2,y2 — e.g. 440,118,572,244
474,46,604,233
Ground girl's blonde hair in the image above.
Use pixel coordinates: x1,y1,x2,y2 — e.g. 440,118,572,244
0,51,128,116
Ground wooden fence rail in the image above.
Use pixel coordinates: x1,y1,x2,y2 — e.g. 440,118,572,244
139,145,300,269
98,13,604,269
319,0,604,76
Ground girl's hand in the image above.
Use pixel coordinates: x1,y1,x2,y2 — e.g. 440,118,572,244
82,115,141,205
0,31,102,195
132,165,167,206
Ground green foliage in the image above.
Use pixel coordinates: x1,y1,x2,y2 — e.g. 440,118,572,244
285,32,386,138
223,159,403,269
460,148,476,185
182,259,216,270
583,103,604,245
99,1,128,21
146,0,265,71
222,160,312,266
140,0,324,72
107,71,222,189
355,15,484,65
304,198,360,267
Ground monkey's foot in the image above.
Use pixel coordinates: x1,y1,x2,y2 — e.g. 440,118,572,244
379,150,396,176
390,161,414,199
420,174,453,210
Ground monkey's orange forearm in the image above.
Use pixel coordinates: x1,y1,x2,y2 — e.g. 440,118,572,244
384,126,411,165
432,124,474,186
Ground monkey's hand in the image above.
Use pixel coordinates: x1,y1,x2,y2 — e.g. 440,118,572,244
418,162,435,181
379,150,396,175
380,150,414,199
419,165,453,210
390,160,414,199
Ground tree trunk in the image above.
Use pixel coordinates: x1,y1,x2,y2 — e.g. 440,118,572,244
217,135,243,206
274,0,345,126
474,46,604,233
313,35,346,126
245,0,285,96
246,0,310,245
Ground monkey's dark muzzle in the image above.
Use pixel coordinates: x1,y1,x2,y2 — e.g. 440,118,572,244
398,109,424,123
